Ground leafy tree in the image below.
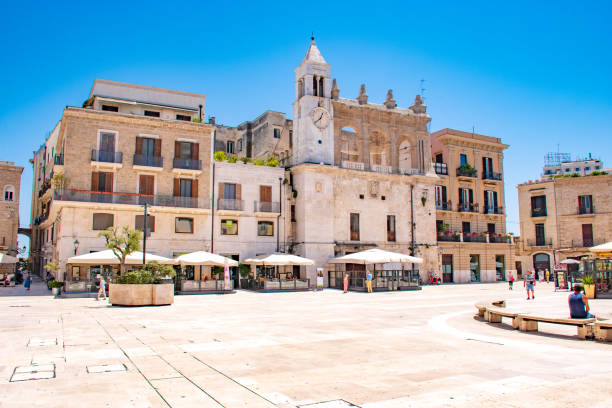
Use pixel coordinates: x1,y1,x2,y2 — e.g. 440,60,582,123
52,172,70,190
43,259,60,279
98,226,141,275
115,262,176,284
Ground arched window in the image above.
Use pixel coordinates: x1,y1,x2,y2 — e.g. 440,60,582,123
4,185,15,202
399,140,413,170
340,127,360,162
313,76,318,96
319,77,324,98
369,131,389,166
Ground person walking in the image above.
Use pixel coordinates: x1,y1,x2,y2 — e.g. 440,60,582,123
366,270,373,293
343,272,349,293
316,271,324,291
97,275,107,301
569,284,595,318
524,270,535,300
545,268,550,282
23,271,31,291
508,274,514,290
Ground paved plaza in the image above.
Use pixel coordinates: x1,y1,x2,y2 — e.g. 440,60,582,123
1,279,611,408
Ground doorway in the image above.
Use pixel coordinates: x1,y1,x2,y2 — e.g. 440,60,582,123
533,253,550,276
442,254,453,283
470,255,480,282
495,255,505,281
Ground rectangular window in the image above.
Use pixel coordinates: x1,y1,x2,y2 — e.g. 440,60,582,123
387,215,396,242
484,190,498,214
350,213,360,241
462,221,471,233
487,223,496,234
180,179,193,197
482,156,493,176
535,223,545,246
578,195,593,214
531,195,547,217
459,188,473,210
221,219,238,235
289,130,293,148
223,183,236,199
260,185,272,202
436,220,443,232
582,224,593,247
227,141,234,154
176,114,191,121
99,132,116,152
179,142,193,159
258,221,274,236
175,217,194,234
92,213,114,230
470,254,480,282
460,154,467,166
291,205,296,222
144,110,160,117
135,215,156,234
141,137,156,157
91,171,114,192
435,153,443,164
435,185,447,209
237,138,243,152
495,255,505,281
274,128,281,138
101,105,119,112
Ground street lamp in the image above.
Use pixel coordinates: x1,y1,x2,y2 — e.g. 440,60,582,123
73,239,79,255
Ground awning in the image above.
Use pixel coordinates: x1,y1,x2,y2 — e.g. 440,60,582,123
328,248,423,265
174,251,238,267
243,253,314,266
589,241,612,257
66,250,175,265
0,253,18,264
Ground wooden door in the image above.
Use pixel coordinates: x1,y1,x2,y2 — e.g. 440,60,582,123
582,224,593,247
260,186,272,202
442,254,453,283
139,175,154,195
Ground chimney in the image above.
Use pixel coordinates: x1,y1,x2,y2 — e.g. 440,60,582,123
208,116,216,125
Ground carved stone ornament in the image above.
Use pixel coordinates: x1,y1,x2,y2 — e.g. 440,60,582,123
331,78,340,100
410,94,426,114
384,89,396,109
357,84,368,105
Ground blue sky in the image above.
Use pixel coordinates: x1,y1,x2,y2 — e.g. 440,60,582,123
1,1,611,250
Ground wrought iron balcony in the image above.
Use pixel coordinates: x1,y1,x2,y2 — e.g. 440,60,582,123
531,208,547,217
133,154,163,168
433,163,448,175
527,238,552,247
482,171,502,181
254,201,280,213
53,189,210,209
457,203,479,213
484,206,504,215
54,154,64,165
173,157,201,170
437,232,460,242
463,234,487,243
456,166,478,178
578,205,594,215
91,150,123,163
217,199,244,211
436,201,452,211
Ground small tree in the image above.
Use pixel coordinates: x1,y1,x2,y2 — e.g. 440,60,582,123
52,172,70,190
44,260,60,280
98,226,141,275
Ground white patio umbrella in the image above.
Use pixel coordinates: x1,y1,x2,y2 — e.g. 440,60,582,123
589,241,612,258
0,253,18,264
560,259,580,265
66,249,174,265
243,253,314,266
175,251,238,267
328,248,423,265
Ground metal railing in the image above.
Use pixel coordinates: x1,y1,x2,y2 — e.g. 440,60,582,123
482,171,502,181
433,163,448,175
457,203,479,213
54,154,64,165
571,239,606,248
578,206,594,215
245,278,310,291
91,150,123,163
173,157,201,170
133,154,163,168
329,270,419,291
484,206,504,215
399,167,424,176
437,233,460,242
180,280,233,292
217,199,244,211
456,166,478,178
341,161,365,171
54,189,211,209
531,208,547,217
489,235,511,244
370,164,393,174
463,234,487,243
254,201,280,213
527,238,552,246
436,201,452,211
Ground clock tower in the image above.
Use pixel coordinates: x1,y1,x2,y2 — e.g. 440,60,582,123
292,38,334,165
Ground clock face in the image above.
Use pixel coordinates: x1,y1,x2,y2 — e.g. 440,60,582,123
310,107,331,129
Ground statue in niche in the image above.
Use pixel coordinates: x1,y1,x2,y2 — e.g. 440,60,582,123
384,89,396,109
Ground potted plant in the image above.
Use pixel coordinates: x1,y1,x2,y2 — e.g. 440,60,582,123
582,275,595,299
48,280,64,296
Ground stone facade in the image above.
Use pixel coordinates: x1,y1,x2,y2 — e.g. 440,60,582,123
0,161,23,256
431,129,515,283
516,174,612,273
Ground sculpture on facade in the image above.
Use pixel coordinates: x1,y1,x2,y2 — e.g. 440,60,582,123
331,78,340,100
410,94,426,114
357,84,368,105
384,89,396,109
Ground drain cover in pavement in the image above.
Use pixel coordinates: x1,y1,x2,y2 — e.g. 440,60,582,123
299,400,361,408
28,338,57,347
87,363,127,373
10,364,55,382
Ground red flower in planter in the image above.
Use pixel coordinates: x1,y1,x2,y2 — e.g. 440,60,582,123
472,232,477,236
445,231,451,235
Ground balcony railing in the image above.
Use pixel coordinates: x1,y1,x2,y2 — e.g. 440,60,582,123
54,154,64,165
578,206,594,215
370,164,393,174
217,199,244,211
437,233,460,242
527,238,552,247
340,161,365,171
456,166,478,178
531,208,547,217
173,157,202,170
484,206,504,215
436,201,452,211
91,150,123,163
571,239,606,248
53,189,210,209
482,171,502,181
489,235,511,244
254,201,280,213
133,154,163,168
457,203,479,213
463,234,487,243
433,163,448,175
399,167,424,176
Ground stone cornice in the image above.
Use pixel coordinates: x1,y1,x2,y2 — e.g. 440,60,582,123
440,134,508,152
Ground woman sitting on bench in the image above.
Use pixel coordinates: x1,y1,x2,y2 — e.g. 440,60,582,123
569,284,595,319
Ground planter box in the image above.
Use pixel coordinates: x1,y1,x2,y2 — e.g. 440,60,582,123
109,283,174,306
584,284,595,299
